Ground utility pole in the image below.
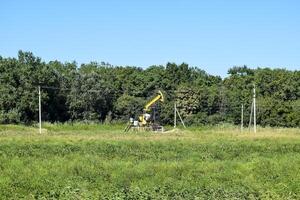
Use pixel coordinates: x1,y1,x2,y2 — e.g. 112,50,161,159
253,84,256,133
241,104,244,132
176,108,186,128
174,102,186,128
248,84,257,133
174,103,177,128
248,101,253,131
38,86,42,134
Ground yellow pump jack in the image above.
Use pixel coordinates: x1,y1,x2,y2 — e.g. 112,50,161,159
124,90,164,132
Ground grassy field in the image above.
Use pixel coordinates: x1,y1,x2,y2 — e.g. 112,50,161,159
0,124,300,199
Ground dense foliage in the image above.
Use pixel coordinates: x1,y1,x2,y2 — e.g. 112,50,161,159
0,51,299,127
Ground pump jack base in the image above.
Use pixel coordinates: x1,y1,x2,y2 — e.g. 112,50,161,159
124,124,164,133
131,126,164,132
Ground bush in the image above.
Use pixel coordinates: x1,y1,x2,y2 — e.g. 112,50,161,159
0,109,21,124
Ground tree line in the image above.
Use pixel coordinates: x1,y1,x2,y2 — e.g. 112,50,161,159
0,51,299,127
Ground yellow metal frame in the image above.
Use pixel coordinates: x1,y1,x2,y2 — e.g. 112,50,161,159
139,90,164,126
144,90,164,111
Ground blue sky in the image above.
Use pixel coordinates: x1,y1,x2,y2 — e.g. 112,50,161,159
1,0,299,77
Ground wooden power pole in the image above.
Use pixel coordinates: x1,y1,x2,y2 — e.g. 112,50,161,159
248,84,257,133
38,86,42,134
241,104,244,132
253,84,256,133
174,103,177,128
174,102,186,128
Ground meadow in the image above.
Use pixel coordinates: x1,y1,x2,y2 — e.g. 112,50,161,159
0,123,300,199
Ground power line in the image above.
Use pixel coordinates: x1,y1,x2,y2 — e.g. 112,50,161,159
40,86,105,93
41,86,70,91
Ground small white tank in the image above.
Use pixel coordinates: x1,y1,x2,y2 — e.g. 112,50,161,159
144,113,151,121
133,120,139,127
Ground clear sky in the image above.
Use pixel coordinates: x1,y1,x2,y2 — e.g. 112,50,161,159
1,0,299,77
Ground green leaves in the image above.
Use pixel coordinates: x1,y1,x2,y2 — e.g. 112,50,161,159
0,52,299,127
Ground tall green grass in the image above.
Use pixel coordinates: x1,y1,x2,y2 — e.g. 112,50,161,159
0,124,299,199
